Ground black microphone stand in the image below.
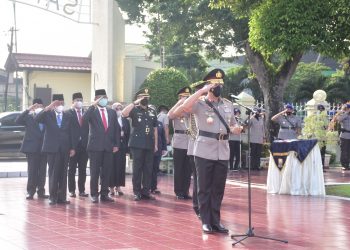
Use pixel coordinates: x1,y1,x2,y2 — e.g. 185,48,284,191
230,99,288,246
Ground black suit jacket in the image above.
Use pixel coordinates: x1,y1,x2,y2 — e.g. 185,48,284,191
15,110,44,153
67,108,89,150
118,117,130,149
35,110,74,153
83,106,121,152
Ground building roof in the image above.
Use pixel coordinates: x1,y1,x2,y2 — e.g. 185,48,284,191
5,53,91,72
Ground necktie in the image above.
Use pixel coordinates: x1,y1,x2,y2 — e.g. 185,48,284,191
77,110,82,126
100,109,108,132
57,113,62,128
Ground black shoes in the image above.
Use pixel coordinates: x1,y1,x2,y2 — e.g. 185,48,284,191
202,224,213,234
100,195,114,202
69,192,76,198
183,194,192,200
176,195,185,200
57,200,70,205
212,224,229,234
194,208,201,219
26,193,34,200
151,189,161,195
116,191,124,196
176,194,191,200
141,193,156,200
79,192,89,197
342,167,350,171
90,196,99,203
48,199,56,205
134,194,142,201
38,194,49,199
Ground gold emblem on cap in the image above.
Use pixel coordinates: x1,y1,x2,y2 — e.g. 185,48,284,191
185,88,189,93
216,71,222,78
145,88,149,94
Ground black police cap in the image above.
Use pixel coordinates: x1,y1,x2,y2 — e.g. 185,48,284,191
135,88,150,98
203,68,225,84
176,86,191,96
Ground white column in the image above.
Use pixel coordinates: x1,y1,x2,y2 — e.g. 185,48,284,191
91,0,125,101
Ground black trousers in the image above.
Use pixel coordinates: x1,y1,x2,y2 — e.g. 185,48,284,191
151,154,162,191
340,138,350,168
68,148,88,194
195,156,228,226
110,147,127,187
47,150,70,202
250,143,262,169
26,152,47,196
88,151,113,197
189,155,198,211
229,140,240,169
173,148,191,196
130,147,153,195
320,144,326,167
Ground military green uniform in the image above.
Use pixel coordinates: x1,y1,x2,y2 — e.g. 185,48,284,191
191,96,236,227
128,105,158,196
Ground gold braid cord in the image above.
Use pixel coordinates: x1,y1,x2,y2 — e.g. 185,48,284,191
185,113,198,139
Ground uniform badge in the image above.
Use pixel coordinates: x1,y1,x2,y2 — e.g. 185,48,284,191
138,117,142,122
207,116,214,124
180,117,184,123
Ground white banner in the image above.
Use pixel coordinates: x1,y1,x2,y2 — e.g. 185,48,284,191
9,0,93,24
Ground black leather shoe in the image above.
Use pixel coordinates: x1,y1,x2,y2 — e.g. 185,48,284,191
69,192,76,198
134,194,142,201
79,192,89,197
176,195,185,200
38,194,49,199
212,224,229,234
26,193,34,200
141,193,156,200
100,195,114,202
57,200,70,205
116,191,124,196
90,196,99,203
184,194,192,200
194,208,201,219
202,224,213,234
151,189,161,195
49,199,56,205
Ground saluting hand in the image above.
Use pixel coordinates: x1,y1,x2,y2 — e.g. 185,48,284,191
69,149,76,157
45,100,60,111
27,103,39,111
113,147,119,153
133,97,144,105
92,96,103,107
200,83,216,94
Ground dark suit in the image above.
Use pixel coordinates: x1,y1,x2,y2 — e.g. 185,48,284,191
16,110,47,196
35,110,74,202
67,108,89,194
83,106,120,197
111,116,130,188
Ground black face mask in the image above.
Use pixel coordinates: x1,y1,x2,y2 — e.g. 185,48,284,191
211,85,222,97
286,112,292,116
140,98,149,107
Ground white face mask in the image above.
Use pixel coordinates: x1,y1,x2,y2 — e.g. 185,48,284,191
116,110,122,117
34,107,43,114
74,101,83,109
55,105,64,113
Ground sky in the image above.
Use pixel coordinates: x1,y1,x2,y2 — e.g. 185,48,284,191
0,0,147,68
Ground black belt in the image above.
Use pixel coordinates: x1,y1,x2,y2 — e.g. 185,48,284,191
280,127,296,129
175,129,188,134
199,130,229,140
341,128,350,133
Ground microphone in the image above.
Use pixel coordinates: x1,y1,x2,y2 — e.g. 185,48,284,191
228,93,240,100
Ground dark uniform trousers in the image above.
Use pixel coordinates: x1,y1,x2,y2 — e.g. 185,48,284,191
26,153,47,196
340,138,350,168
111,147,128,187
131,147,153,195
68,146,88,194
173,148,192,196
47,150,70,202
195,156,228,226
151,154,162,191
250,143,262,170
229,140,240,169
189,155,198,212
89,151,113,197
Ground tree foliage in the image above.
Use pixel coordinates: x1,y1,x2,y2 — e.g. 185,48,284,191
140,67,188,109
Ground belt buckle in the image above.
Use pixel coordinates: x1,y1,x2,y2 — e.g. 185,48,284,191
185,130,190,135
218,133,225,140
145,127,150,133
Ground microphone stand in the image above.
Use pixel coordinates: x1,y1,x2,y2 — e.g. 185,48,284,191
230,99,288,246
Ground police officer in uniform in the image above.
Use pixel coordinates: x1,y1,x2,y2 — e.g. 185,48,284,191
180,69,241,234
336,103,350,171
122,88,158,201
16,98,48,200
168,86,192,199
157,105,170,145
229,108,242,170
248,108,265,170
271,104,301,140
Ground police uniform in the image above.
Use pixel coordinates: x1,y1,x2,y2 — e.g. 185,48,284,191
248,110,265,170
189,69,236,233
276,112,301,139
336,105,350,170
229,109,242,170
127,88,158,199
171,87,192,199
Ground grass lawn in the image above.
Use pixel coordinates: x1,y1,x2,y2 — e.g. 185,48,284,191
326,184,350,198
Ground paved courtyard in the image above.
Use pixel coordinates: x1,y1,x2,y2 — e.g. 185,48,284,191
0,166,349,249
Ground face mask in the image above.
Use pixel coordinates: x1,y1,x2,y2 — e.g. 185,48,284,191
34,107,43,114
55,105,64,113
286,111,292,116
98,98,108,107
140,98,149,107
74,101,83,109
116,110,122,117
211,85,222,97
